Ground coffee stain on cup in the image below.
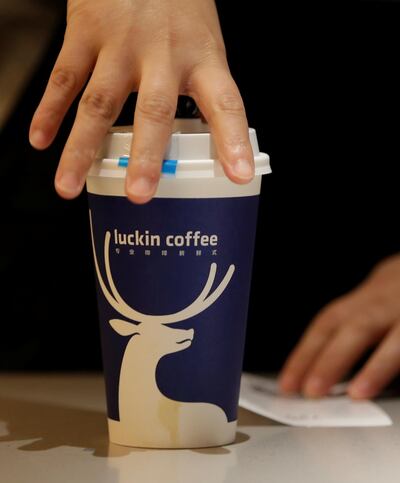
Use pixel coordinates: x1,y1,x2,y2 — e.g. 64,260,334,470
158,397,181,447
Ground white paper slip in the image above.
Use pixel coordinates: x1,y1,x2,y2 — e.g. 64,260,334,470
239,372,392,427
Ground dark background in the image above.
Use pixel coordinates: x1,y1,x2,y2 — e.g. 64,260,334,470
0,1,398,372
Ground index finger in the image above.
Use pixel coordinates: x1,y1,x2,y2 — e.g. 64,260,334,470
187,65,255,184
278,320,337,395
277,301,353,394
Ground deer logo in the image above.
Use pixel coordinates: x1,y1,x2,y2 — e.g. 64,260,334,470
89,211,237,448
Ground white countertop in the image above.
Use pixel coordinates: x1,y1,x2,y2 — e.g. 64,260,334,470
1,373,400,483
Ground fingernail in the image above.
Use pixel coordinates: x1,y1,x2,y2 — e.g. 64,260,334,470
128,176,156,198
56,171,82,195
304,377,325,398
348,380,371,398
278,374,297,394
30,130,47,148
231,158,254,180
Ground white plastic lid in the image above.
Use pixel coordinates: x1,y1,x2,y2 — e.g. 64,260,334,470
90,119,270,179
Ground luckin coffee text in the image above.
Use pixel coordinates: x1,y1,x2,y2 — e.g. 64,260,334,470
114,229,218,248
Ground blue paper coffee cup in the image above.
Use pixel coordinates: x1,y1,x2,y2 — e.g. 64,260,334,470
86,119,270,448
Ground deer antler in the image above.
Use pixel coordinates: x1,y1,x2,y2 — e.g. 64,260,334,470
89,210,235,324
89,210,131,318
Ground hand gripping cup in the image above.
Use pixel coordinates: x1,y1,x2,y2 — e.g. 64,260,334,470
86,119,271,449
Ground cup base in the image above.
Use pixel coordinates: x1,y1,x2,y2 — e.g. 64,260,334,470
108,418,237,449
